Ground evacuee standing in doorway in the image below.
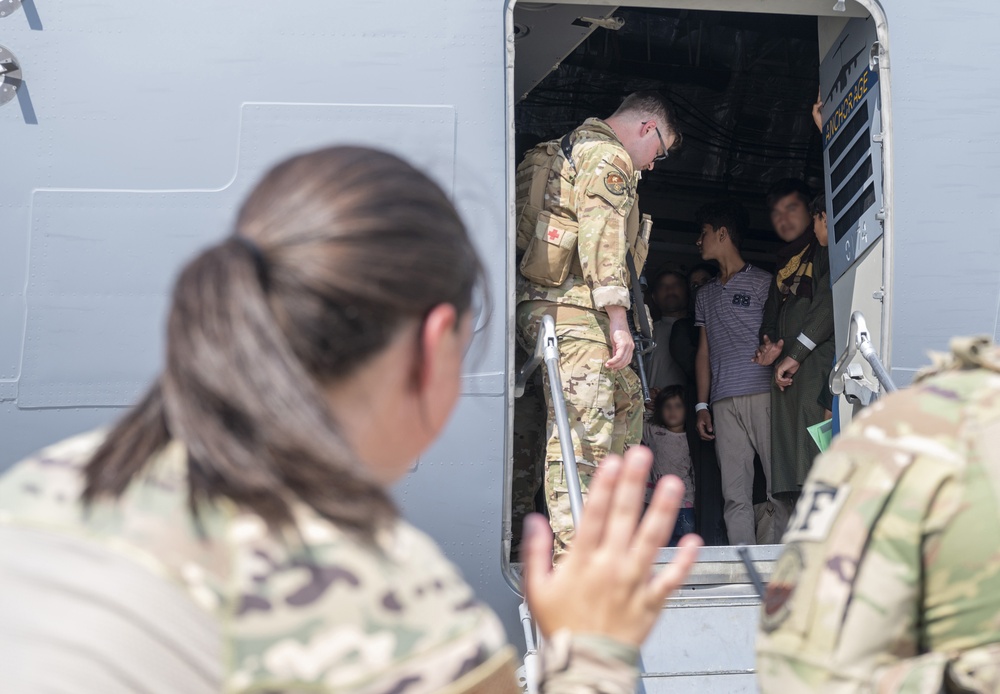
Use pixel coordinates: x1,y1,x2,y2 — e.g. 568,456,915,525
643,386,696,546
693,200,791,546
754,179,835,512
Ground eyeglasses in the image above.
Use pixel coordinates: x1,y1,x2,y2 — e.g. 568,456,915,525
642,121,671,162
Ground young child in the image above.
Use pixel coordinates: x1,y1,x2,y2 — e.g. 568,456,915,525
643,386,696,546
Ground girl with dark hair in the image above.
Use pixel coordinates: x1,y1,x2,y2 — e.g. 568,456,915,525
643,386,697,546
0,146,700,693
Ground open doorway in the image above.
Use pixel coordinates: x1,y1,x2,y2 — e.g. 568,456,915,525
515,7,825,273
505,1,889,562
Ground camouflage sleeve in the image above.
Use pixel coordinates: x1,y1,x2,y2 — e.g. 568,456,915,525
540,630,639,694
573,145,635,311
867,642,1000,693
224,516,513,693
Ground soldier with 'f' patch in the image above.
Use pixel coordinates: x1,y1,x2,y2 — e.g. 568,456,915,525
757,336,1000,693
513,92,682,559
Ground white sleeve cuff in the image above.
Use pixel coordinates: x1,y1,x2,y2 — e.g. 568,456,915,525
796,332,817,351
695,402,710,412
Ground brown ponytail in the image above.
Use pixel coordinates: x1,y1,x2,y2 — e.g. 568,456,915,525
83,147,483,537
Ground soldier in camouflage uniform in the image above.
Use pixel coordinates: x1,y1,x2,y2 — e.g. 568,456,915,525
0,432,513,693
0,147,703,693
757,336,1000,693
514,92,681,558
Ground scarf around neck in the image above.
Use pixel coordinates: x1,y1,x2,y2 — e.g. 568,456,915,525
775,226,818,299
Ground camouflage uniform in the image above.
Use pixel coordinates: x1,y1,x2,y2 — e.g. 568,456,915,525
515,118,647,559
757,336,1000,693
0,431,640,693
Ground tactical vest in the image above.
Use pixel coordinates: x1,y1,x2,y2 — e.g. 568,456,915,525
514,126,649,289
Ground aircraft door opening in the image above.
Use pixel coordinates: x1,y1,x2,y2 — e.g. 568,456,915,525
505,2,892,689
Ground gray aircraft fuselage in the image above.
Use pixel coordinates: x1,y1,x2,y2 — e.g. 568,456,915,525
2,1,999,690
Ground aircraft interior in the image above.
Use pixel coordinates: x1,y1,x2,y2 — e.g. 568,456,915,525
509,4,840,553
515,6,825,277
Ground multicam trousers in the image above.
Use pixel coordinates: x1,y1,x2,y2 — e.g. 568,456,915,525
515,301,643,560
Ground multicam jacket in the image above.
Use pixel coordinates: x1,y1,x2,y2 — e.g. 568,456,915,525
756,336,1000,693
516,118,645,314
0,431,639,693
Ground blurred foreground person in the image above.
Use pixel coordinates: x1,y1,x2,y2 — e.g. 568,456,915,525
757,336,1000,692
0,147,700,693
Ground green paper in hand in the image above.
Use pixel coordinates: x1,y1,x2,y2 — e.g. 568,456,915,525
808,418,833,453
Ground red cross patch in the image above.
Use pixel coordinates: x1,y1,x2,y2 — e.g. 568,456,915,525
546,226,564,244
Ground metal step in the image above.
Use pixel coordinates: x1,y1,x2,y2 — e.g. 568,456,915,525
512,544,782,693
638,544,781,693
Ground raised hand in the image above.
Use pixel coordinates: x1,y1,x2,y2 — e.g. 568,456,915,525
812,89,824,132
523,447,702,646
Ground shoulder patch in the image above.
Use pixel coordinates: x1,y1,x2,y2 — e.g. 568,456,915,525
783,480,851,543
760,543,803,633
611,155,632,173
604,170,626,196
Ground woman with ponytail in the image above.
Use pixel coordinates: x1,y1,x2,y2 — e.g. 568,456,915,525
0,146,700,693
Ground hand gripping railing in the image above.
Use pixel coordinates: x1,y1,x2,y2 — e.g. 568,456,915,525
515,314,585,527
830,311,897,399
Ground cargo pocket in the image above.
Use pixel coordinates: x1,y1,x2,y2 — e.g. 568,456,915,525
519,211,579,288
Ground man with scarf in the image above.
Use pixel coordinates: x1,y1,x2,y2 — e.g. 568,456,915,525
754,179,835,511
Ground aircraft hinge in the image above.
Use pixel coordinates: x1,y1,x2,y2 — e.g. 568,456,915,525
573,16,625,31
872,289,885,302
842,364,878,407
869,41,883,71
0,45,22,109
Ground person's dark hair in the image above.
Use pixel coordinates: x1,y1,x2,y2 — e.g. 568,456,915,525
810,193,827,218
766,178,813,211
83,146,484,538
652,385,686,427
695,199,750,249
689,262,719,281
614,91,683,152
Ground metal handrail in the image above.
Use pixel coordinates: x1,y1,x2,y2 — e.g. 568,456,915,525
519,601,540,694
515,314,584,527
514,314,584,694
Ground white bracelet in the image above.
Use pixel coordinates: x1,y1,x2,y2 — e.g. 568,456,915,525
695,402,710,412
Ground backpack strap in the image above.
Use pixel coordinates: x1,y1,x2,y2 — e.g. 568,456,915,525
559,132,576,172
